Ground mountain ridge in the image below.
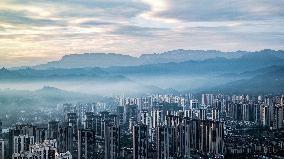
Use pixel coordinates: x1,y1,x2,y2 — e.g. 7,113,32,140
3,53,284,80
104,52,284,75
15,49,284,70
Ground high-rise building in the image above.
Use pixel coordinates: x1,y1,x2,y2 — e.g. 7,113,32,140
65,113,78,159
15,124,36,136
0,123,3,159
65,113,78,128
78,129,96,159
182,117,191,158
248,102,259,122
190,119,224,155
156,125,176,158
13,135,35,155
151,109,163,128
84,112,95,130
93,112,118,139
202,94,214,106
8,129,21,158
104,125,120,159
199,108,206,120
106,114,119,128
211,108,220,121
94,114,103,137
0,139,4,159
140,110,151,126
242,104,250,121
189,99,199,110
125,105,138,129
35,127,48,143
133,124,148,159
57,126,74,157
272,103,283,129
29,139,58,159
63,103,75,114
0,120,2,137
48,121,59,140
213,98,222,111
157,117,191,159
260,104,269,126
167,114,183,126
78,104,88,127
117,106,124,126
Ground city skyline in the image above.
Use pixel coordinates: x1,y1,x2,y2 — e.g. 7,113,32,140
1,93,284,159
1,0,284,67
1,1,284,159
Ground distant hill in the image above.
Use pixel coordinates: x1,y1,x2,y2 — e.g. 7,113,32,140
240,65,284,77
0,86,100,113
20,49,284,69
5,53,284,80
104,52,284,75
206,65,284,95
0,67,128,82
0,68,178,96
34,53,140,69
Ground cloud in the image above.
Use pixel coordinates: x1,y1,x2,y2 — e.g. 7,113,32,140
154,0,284,22
0,0,283,67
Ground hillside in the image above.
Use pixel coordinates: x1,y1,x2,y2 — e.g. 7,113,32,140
206,66,284,95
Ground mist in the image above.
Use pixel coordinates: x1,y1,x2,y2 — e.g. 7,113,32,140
0,74,242,96
126,74,242,91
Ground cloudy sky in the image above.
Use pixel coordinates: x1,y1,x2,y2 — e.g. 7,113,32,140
0,0,284,67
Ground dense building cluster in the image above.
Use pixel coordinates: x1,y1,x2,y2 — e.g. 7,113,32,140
0,94,283,158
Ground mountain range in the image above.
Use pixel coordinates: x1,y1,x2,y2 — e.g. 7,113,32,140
2,49,284,95
104,52,284,75
19,49,284,69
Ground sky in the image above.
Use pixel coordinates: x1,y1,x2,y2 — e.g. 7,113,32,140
0,0,284,67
